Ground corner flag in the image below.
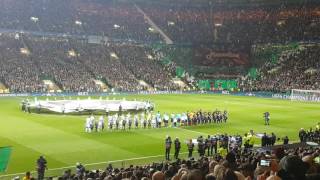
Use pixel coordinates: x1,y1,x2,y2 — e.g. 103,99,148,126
0,147,12,172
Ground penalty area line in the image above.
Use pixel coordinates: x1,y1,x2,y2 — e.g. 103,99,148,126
0,152,189,178
177,127,205,135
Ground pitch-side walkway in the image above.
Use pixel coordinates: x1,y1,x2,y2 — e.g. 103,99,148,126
0,152,189,179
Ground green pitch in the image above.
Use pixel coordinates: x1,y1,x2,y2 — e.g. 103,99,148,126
0,94,319,178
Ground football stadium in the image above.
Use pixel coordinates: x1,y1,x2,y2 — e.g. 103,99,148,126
0,0,320,180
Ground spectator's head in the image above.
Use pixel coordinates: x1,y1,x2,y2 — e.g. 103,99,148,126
25,171,31,178
205,173,216,180
187,169,203,180
234,171,246,180
223,169,237,180
266,175,282,180
273,147,285,160
213,165,226,180
226,152,236,163
278,155,308,180
302,155,317,174
208,160,218,173
239,163,254,179
152,171,165,180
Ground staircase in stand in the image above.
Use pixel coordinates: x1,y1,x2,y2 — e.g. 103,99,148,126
138,80,153,91
94,80,108,92
172,78,187,90
0,82,9,93
43,80,61,93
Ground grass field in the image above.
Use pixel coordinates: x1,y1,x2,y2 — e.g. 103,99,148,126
0,94,319,179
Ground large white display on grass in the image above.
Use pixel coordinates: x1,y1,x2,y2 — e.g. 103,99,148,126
29,99,153,113
291,89,320,102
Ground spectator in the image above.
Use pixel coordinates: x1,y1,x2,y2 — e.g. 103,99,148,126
36,156,47,180
22,171,32,180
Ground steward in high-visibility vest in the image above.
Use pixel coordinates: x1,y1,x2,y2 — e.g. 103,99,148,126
217,146,228,157
243,133,250,149
248,134,255,148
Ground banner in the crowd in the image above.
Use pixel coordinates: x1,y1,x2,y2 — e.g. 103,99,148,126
0,146,12,172
193,48,249,67
197,79,238,90
248,68,258,79
175,66,185,78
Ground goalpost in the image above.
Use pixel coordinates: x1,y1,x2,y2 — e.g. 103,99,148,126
291,89,320,102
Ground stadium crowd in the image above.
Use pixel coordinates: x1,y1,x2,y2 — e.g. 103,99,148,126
0,34,177,92
1,0,320,45
114,44,178,90
0,0,319,93
0,0,162,42
140,4,320,44
0,35,44,93
243,45,320,92
1,33,319,93
19,130,320,180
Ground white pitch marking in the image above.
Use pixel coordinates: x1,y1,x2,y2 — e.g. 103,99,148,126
177,127,204,135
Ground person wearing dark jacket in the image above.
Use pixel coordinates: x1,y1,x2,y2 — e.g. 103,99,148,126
165,136,172,160
36,156,47,180
261,133,268,147
187,139,194,158
174,137,181,159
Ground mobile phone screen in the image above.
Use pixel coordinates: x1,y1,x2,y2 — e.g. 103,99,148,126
260,159,271,167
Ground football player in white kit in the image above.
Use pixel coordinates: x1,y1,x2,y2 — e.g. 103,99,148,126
85,116,91,133
108,114,113,130
134,113,139,129
140,112,145,128
98,115,105,132
163,113,169,127
181,113,187,126
151,114,157,128
173,116,177,127
120,114,125,130
114,114,119,130
89,114,95,131
126,113,132,130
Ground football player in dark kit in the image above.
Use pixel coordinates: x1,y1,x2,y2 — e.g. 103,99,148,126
174,137,181,159
128,118,132,130
21,99,26,112
165,136,172,160
122,118,126,130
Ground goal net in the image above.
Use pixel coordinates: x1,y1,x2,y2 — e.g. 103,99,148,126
291,89,320,102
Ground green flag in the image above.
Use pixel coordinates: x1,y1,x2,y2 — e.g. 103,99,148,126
0,147,12,172
175,66,185,78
